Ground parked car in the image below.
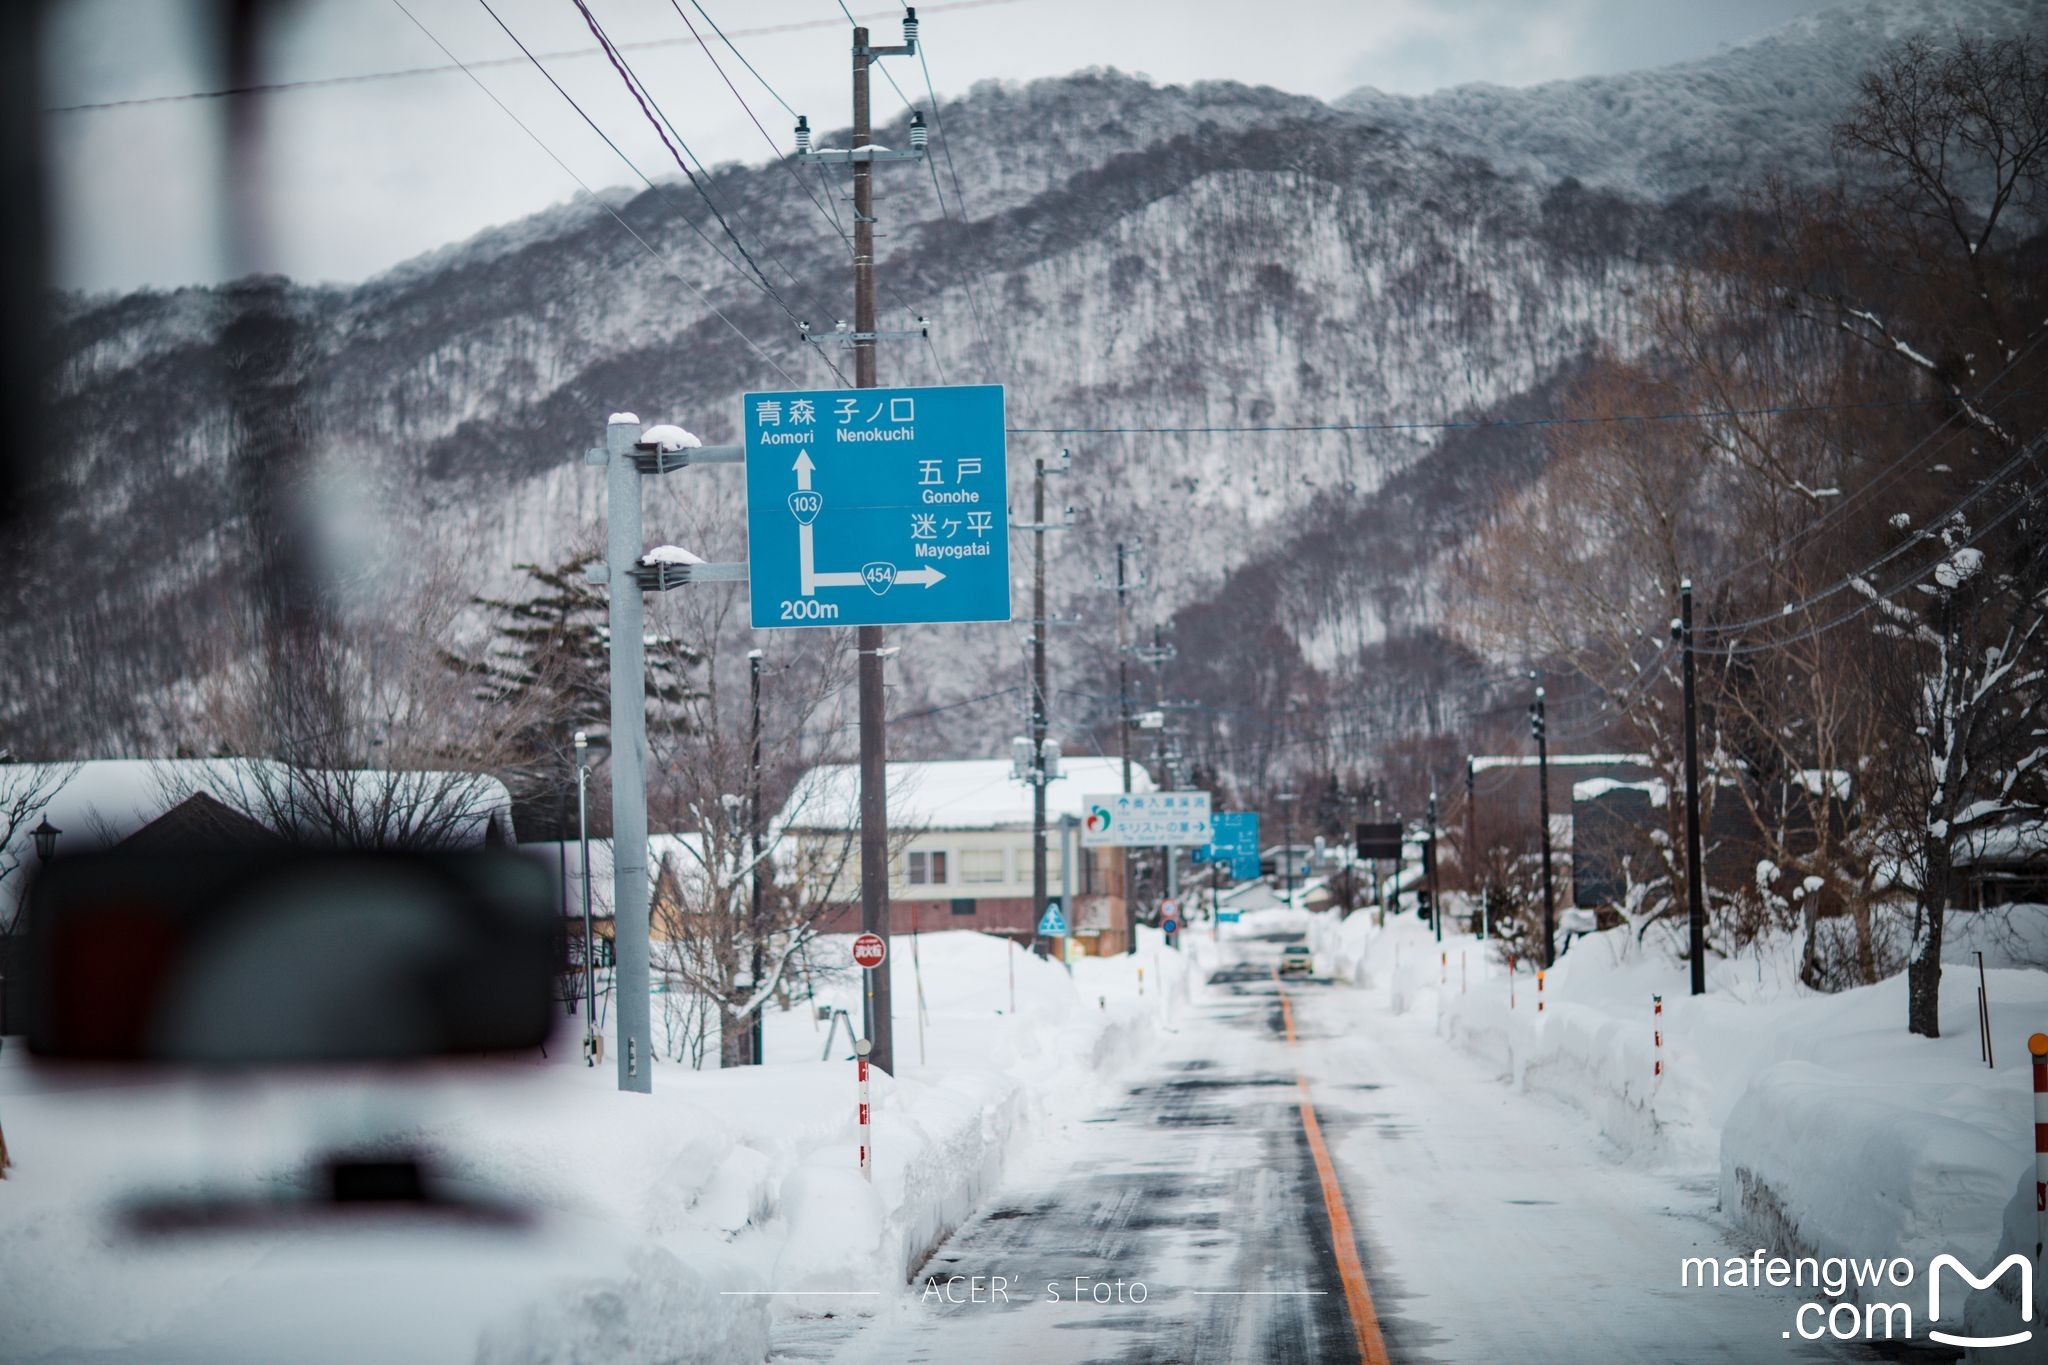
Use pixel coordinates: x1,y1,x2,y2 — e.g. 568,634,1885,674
1278,944,1314,976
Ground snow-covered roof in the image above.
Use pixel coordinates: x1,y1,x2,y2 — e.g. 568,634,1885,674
774,757,1153,832
1574,776,1670,807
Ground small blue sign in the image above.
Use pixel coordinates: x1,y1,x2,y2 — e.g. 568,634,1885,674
1204,812,1261,881
1037,901,1068,936
743,385,1011,629
1218,910,1242,924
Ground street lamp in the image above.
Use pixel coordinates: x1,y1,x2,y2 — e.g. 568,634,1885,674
30,817,59,865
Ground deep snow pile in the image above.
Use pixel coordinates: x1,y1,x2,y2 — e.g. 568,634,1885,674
1308,904,2048,1339
0,929,1197,1364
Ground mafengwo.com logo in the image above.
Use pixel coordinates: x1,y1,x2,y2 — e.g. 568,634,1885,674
1681,1249,2033,1348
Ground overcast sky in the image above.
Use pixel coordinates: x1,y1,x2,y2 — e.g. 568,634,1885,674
43,0,1843,293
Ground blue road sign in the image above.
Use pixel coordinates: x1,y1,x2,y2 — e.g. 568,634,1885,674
1218,910,1242,924
1205,812,1261,881
743,385,1011,629
1037,901,1068,936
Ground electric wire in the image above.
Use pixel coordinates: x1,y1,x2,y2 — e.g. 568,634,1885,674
675,0,943,360
569,0,839,350
389,0,796,384
46,0,1030,114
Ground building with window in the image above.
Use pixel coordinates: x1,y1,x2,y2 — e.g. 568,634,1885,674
772,756,1152,955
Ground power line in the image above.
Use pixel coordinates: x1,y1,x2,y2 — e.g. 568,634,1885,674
570,0,833,334
1700,435,2047,637
1695,327,2048,598
676,0,941,358
1700,467,2048,659
46,0,1029,114
478,0,846,384
388,0,796,384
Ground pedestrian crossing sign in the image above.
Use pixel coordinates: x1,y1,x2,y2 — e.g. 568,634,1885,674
1037,901,1068,936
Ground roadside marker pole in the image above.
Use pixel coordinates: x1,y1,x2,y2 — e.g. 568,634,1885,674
2030,1033,2048,1257
1440,951,1447,986
1461,951,1467,995
1537,970,1545,1014
1509,954,1516,1010
1653,995,1664,1084
1008,937,1016,1015
857,1038,874,1182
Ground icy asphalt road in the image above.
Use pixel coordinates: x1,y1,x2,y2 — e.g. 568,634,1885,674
785,930,1914,1365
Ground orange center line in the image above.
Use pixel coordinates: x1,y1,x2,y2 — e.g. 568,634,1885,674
1278,978,1391,1365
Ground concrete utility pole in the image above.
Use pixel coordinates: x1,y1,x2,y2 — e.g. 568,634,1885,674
1115,541,1137,954
1677,580,1706,996
851,21,903,1076
1530,683,1555,969
1279,791,1298,910
603,414,653,1093
1465,756,1480,940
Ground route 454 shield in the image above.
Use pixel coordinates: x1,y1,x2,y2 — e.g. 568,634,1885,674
742,384,1011,629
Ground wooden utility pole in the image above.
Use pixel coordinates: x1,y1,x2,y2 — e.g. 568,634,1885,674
851,26,893,1075
1679,580,1706,996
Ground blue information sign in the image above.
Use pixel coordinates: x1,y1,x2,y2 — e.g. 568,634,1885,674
743,384,1011,629
1200,812,1261,881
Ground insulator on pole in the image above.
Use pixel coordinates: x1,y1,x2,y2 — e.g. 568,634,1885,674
903,6,919,50
910,110,928,150
795,115,812,154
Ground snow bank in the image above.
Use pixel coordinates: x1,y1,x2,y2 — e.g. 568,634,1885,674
1332,908,2048,1336
0,929,1197,1363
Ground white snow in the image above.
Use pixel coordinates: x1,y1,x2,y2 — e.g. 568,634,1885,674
640,424,701,453
607,412,639,426
1307,908,2048,1339
0,928,1195,1363
641,545,706,566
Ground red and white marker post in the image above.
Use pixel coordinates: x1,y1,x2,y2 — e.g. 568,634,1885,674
1509,954,1516,1010
856,1037,874,1182
1537,969,1546,1014
2031,1032,2048,1257
1654,995,1665,1084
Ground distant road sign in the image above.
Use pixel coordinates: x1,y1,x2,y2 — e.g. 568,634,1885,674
1037,902,1069,936
1203,812,1261,879
1218,910,1242,924
1356,821,1404,860
1081,792,1213,847
852,932,887,969
743,384,1010,630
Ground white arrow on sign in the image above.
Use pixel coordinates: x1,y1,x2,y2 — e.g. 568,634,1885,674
788,450,948,597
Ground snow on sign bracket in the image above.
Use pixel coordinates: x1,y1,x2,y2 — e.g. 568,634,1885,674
743,385,1011,629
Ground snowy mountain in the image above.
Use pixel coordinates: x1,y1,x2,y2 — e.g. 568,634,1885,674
1337,0,2047,201
9,0,2034,774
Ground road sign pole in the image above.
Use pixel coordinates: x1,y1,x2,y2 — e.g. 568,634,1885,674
605,414,653,1095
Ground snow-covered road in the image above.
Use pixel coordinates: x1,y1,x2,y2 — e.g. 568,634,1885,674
789,928,1902,1364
